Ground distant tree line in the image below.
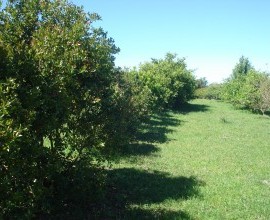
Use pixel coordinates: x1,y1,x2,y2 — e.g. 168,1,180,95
194,56,270,115
222,56,270,115
194,82,223,100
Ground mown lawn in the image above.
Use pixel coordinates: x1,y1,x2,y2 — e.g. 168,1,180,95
103,99,270,219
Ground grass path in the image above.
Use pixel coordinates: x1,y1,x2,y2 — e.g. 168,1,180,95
107,99,270,219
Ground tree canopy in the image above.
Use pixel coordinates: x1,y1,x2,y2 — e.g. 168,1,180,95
232,56,253,79
222,56,270,114
0,0,123,217
131,53,196,110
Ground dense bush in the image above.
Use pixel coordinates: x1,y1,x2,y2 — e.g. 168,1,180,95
0,1,198,218
100,68,153,155
222,57,270,114
131,53,196,110
257,78,270,115
0,0,129,217
195,83,223,100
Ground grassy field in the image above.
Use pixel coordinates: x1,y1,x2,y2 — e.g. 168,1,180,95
103,99,270,219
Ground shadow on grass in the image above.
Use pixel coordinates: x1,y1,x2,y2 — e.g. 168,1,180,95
100,168,204,219
115,112,181,159
120,207,192,220
118,143,160,157
174,102,210,115
264,110,270,117
97,103,208,219
135,112,181,144
117,102,208,158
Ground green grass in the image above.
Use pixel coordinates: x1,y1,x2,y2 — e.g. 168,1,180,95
104,99,270,219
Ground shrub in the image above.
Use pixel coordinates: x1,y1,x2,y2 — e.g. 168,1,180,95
253,77,270,115
0,0,122,217
195,83,223,100
221,59,270,115
100,68,153,155
134,53,196,110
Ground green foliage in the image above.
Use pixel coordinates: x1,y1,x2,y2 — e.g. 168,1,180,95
0,1,197,217
235,70,266,110
0,0,126,217
133,53,196,110
232,56,253,79
99,68,153,155
255,77,270,115
221,56,270,115
221,76,243,106
195,83,223,100
195,77,208,89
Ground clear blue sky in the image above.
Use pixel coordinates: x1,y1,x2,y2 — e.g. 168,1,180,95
2,0,270,83
74,0,270,83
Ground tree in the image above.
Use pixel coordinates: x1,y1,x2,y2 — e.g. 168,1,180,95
0,0,121,217
135,53,196,110
257,78,270,115
195,83,223,100
196,77,208,88
236,70,265,110
232,56,253,79
222,66,270,114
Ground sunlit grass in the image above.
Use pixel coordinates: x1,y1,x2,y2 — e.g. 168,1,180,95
107,99,270,219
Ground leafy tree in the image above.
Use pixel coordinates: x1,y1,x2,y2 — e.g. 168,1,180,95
232,56,253,79
222,65,270,114
222,56,255,108
99,67,153,155
0,0,124,217
135,53,196,110
222,77,243,107
235,70,266,110
195,77,208,88
254,77,270,115
195,83,223,100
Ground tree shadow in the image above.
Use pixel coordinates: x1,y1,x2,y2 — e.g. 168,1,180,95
100,168,204,219
173,102,210,115
119,103,208,159
135,125,173,143
99,207,193,220
265,110,270,117
116,143,160,158
135,112,181,144
115,112,181,159
151,112,182,126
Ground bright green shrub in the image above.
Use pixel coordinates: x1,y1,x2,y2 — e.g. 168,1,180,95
195,83,223,100
236,70,266,110
222,71,267,110
222,76,244,107
194,87,208,99
222,60,270,114
135,53,196,110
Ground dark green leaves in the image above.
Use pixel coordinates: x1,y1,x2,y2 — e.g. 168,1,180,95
0,0,120,217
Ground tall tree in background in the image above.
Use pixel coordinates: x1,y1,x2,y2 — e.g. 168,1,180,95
222,56,270,114
232,56,253,79
196,77,208,89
